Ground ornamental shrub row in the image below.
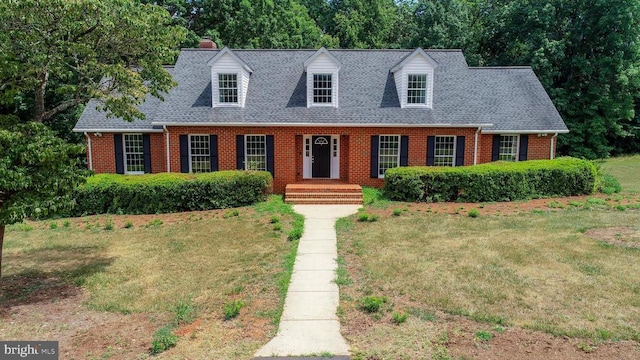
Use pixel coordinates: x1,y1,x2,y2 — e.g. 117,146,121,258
383,157,597,203
67,171,272,216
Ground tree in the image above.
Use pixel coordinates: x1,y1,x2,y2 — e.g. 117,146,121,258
328,0,402,48
0,119,89,278
0,0,187,123
474,0,640,158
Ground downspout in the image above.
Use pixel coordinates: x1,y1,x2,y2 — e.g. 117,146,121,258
84,132,93,171
473,126,481,165
164,125,171,172
550,133,558,159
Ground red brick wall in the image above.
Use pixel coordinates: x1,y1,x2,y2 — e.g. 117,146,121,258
87,127,558,193
87,132,165,174
478,134,556,163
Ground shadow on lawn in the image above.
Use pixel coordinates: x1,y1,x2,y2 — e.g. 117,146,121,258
0,257,112,311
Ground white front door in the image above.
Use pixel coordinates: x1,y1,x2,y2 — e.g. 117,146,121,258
303,135,340,179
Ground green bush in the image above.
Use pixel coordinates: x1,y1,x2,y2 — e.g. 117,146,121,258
67,171,272,216
151,325,178,354
384,158,597,203
359,295,387,313
223,299,245,320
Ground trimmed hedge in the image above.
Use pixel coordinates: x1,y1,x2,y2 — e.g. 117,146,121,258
68,171,272,216
384,157,597,203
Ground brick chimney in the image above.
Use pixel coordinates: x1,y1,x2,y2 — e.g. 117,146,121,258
199,37,217,49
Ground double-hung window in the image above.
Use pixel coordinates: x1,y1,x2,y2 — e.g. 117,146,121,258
378,135,400,177
407,74,427,105
499,135,519,161
313,74,332,104
245,135,267,171
218,73,238,104
190,135,211,173
434,136,456,166
123,134,144,174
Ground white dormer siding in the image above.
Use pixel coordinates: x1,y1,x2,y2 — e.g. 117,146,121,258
208,48,252,108
391,48,437,109
305,48,341,108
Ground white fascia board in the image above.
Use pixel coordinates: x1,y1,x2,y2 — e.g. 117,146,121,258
482,129,570,134
72,128,164,133
304,47,342,70
207,47,253,73
390,48,438,73
153,122,494,128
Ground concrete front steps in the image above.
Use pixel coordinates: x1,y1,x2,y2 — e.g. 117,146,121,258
284,183,363,205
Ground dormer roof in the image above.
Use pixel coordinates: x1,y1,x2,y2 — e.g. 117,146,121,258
207,47,253,73
304,47,341,71
390,48,438,73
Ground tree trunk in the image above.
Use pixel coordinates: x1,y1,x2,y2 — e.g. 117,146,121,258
33,69,49,123
0,224,4,279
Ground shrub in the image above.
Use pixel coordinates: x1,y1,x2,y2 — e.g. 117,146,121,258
596,172,622,194
392,311,408,324
359,295,386,313
67,171,272,217
173,299,196,325
392,208,402,216
103,219,114,231
223,299,245,320
63,220,71,228
384,157,597,203
124,221,134,229
358,213,370,222
468,208,480,218
49,222,58,229
475,330,494,342
151,325,178,354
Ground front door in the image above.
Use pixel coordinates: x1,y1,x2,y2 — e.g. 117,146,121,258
312,136,331,178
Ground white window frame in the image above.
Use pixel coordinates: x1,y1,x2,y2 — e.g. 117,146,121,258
378,135,400,178
433,135,456,167
312,73,333,105
407,73,428,106
123,133,145,175
189,134,211,173
245,134,267,171
218,73,239,104
499,135,520,162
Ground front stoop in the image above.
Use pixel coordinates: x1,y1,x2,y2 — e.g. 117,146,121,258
284,184,363,205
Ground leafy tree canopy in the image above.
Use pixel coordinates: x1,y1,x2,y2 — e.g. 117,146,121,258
0,0,187,123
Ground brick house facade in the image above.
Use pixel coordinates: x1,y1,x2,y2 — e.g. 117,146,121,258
75,46,568,194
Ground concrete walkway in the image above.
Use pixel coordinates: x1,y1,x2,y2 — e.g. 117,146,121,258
255,205,360,358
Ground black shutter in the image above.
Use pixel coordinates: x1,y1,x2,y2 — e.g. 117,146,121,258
179,135,189,173
400,135,409,166
370,135,379,178
236,135,245,170
455,136,465,166
518,135,529,161
266,135,275,176
426,136,435,166
143,134,152,173
114,134,124,174
491,135,501,161
210,135,218,171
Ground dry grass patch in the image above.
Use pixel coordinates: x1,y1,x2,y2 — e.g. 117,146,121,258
338,208,640,358
1,198,298,359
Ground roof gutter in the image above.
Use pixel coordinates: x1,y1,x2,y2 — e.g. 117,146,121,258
72,128,164,133
151,122,495,128
84,132,93,171
550,133,558,159
164,125,171,172
482,129,570,134
473,126,481,165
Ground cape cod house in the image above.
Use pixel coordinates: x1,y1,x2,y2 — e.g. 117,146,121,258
74,40,568,202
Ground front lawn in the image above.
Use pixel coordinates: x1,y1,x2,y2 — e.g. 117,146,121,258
337,197,640,359
600,154,640,192
0,196,299,359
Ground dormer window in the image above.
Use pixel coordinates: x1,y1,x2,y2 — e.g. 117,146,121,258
207,48,253,108
407,74,427,105
313,74,333,104
391,48,437,109
218,73,238,103
305,48,341,108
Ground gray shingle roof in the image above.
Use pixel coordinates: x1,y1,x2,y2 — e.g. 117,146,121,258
74,49,568,132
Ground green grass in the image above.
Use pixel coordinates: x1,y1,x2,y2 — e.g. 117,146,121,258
600,155,640,192
2,197,299,359
337,208,640,358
